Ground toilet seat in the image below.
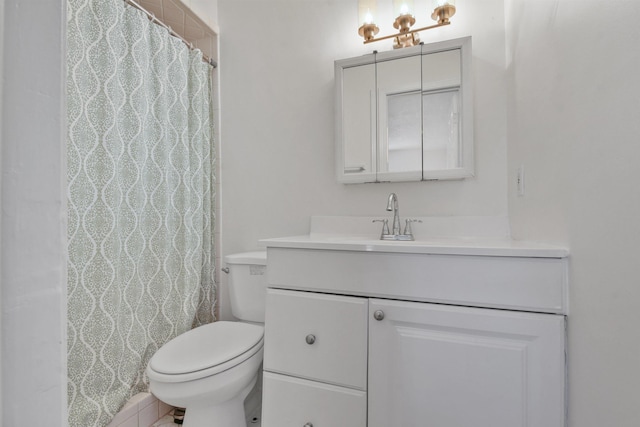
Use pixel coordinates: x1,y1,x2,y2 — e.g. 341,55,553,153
148,321,264,383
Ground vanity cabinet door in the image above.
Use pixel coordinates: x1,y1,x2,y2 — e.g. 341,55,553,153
264,289,368,389
262,372,367,427
368,299,566,427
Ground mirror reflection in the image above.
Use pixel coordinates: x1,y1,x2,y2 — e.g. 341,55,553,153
422,89,460,171
386,91,421,173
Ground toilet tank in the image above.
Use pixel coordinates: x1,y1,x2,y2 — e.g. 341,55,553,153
225,251,268,323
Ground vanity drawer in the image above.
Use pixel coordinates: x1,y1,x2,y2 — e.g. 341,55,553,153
262,372,367,427
264,288,368,390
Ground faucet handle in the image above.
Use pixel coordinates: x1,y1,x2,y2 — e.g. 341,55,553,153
403,219,422,236
373,219,390,236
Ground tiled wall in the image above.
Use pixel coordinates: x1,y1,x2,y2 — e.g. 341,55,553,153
107,393,173,427
137,0,218,60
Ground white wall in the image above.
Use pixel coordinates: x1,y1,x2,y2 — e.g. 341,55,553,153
1,0,67,425
0,0,4,419
505,1,640,426
217,0,509,319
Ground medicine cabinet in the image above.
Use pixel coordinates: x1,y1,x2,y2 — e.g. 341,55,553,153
335,37,473,183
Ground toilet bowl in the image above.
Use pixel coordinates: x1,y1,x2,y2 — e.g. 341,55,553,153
147,251,268,427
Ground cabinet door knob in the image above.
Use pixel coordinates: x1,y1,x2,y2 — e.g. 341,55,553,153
374,310,385,321
305,334,316,345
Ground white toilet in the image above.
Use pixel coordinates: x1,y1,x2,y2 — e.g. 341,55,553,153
147,251,268,427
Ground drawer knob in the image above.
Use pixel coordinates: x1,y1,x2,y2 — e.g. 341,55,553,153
304,423,314,427
374,310,385,321
305,334,316,345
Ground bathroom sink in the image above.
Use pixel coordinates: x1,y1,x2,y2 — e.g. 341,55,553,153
308,234,376,242
259,216,569,258
260,234,569,258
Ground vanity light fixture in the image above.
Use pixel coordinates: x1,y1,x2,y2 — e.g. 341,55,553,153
358,0,456,49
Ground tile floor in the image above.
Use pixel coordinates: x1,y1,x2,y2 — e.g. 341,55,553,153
151,405,262,427
107,392,173,427
108,386,263,427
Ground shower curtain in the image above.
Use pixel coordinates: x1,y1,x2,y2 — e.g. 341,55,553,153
66,1,215,425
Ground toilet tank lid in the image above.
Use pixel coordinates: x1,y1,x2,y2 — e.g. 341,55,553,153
224,251,267,265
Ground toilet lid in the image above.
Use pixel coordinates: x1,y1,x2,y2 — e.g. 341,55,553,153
149,321,264,375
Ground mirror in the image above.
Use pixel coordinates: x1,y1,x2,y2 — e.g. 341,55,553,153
335,37,473,183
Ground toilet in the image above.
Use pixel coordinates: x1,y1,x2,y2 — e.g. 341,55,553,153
147,251,268,427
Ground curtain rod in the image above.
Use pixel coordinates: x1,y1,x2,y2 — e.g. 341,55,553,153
123,0,218,68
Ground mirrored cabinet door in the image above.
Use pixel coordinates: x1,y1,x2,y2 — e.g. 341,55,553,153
422,49,462,178
377,54,422,182
342,62,377,182
422,89,460,172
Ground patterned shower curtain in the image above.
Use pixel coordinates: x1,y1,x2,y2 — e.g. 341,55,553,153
66,0,215,425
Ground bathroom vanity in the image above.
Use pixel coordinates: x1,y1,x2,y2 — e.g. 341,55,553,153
260,232,568,427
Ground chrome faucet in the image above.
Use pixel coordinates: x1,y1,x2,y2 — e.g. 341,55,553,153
386,193,401,235
373,192,422,241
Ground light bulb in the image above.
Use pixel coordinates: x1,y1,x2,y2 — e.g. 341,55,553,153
364,9,374,24
393,0,414,17
358,0,378,25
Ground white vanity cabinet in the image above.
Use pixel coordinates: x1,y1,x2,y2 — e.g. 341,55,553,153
368,299,565,427
261,242,568,427
263,289,368,389
262,289,368,427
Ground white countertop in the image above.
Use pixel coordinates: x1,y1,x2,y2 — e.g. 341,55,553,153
260,234,569,258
